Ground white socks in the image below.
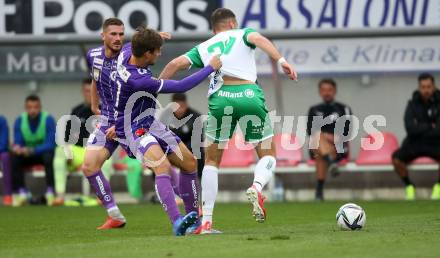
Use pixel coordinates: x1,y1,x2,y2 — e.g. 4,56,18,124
201,165,218,225
253,156,276,192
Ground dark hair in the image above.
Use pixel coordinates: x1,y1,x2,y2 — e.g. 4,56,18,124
210,8,236,28
102,18,124,30
318,78,337,89
25,94,40,103
131,25,163,58
172,93,187,102
82,78,92,86
418,73,435,84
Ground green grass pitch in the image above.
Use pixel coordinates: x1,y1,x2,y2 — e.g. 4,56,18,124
1,201,439,258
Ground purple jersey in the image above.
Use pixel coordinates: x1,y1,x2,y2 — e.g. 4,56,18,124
114,46,215,140
86,43,131,124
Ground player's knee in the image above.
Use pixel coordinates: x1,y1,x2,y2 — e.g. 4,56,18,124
82,159,100,175
181,155,197,173
151,159,172,175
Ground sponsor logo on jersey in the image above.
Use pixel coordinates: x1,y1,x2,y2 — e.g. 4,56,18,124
245,89,255,98
93,68,100,81
217,90,243,98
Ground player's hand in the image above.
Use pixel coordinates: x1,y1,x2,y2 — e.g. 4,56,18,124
105,126,116,140
209,55,222,70
281,61,298,81
158,31,172,40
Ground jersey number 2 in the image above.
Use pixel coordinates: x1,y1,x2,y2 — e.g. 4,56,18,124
207,36,236,55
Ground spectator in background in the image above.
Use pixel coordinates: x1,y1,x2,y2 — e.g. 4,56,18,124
53,78,113,206
307,79,353,201
162,93,205,179
392,73,440,201
0,115,12,206
11,95,56,206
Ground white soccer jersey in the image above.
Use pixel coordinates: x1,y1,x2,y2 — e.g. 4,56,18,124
184,28,258,96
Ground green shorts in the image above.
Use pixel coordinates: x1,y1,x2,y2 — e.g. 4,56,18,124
206,84,274,143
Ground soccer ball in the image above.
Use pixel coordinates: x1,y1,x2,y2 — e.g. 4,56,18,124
336,203,366,230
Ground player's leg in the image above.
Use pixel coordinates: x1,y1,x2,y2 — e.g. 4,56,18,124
167,142,198,215
142,142,198,236
83,124,125,228
196,141,224,233
392,143,417,200
235,83,275,222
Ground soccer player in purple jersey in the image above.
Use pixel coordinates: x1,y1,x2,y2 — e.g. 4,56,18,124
113,26,221,236
82,18,172,230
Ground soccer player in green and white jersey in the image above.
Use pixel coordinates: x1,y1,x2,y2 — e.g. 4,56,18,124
160,8,297,234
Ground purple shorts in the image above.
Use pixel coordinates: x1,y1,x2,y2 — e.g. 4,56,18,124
118,121,182,162
86,123,119,155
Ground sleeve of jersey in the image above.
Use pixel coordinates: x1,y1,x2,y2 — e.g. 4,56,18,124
243,28,257,49
158,65,214,93
184,46,204,69
85,51,93,77
122,43,132,52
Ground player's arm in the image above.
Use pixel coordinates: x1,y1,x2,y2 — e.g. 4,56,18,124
247,31,298,81
159,46,203,79
159,56,192,79
140,56,221,93
90,79,100,115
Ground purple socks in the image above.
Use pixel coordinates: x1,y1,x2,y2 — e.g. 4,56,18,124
169,166,180,196
0,152,12,196
155,174,181,223
87,170,116,210
179,171,199,214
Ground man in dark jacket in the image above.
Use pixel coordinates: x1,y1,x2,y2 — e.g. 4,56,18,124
307,78,353,201
161,93,204,179
392,73,440,201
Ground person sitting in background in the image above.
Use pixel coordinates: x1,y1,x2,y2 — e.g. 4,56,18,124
392,73,440,201
11,95,56,206
307,78,353,201
0,114,12,206
53,78,113,206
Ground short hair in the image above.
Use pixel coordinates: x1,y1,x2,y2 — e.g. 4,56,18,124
82,78,92,86
172,93,187,102
418,73,435,84
25,94,40,103
318,78,337,89
210,8,236,28
102,18,124,30
131,25,163,58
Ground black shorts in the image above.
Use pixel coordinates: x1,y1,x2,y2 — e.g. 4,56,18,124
392,141,440,163
309,143,349,161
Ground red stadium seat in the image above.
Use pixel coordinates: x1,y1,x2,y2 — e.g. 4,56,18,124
274,134,302,166
24,164,45,172
219,134,255,168
113,148,128,171
356,131,399,165
412,157,436,164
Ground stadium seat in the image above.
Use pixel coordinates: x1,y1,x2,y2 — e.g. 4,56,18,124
412,157,437,164
219,133,255,168
113,149,128,171
356,131,399,165
24,164,45,172
274,134,302,166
